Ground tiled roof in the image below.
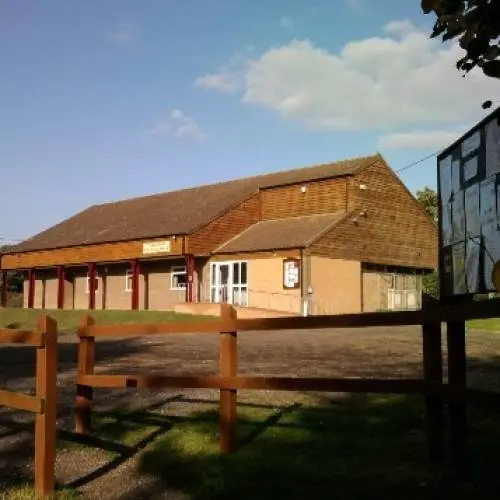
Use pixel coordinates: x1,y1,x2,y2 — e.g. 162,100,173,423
214,212,348,254
11,154,379,253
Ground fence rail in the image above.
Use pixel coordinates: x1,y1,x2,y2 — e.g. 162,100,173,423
78,374,429,393
79,296,500,339
0,316,57,498
73,298,499,472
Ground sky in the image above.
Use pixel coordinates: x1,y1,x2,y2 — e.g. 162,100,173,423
0,0,498,243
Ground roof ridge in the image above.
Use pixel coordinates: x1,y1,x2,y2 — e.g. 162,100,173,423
94,153,380,207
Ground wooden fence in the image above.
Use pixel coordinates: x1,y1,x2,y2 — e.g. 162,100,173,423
0,315,57,497
0,297,498,496
74,298,500,470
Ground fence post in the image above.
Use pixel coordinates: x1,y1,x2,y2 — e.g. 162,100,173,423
421,295,444,465
76,315,95,434
219,303,238,454
34,314,58,497
447,319,467,475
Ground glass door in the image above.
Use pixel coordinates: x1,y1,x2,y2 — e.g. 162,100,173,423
210,261,248,305
211,263,230,303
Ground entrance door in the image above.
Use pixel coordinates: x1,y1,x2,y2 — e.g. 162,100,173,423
211,263,230,304
210,261,248,306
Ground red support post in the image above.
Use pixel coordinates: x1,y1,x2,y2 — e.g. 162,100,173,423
131,260,140,310
28,269,35,309
0,270,7,308
185,254,195,303
88,263,96,310
56,266,65,310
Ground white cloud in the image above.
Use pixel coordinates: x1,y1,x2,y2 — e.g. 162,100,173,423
345,0,368,10
194,49,253,94
279,16,294,30
377,129,463,151
148,109,206,141
195,19,497,141
194,72,240,94
170,109,184,120
108,23,140,45
149,121,170,137
383,19,416,36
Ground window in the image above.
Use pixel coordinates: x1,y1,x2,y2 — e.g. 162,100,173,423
86,272,99,294
125,270,133,292
171,265,187,290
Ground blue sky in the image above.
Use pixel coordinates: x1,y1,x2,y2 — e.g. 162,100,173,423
0,0,497,243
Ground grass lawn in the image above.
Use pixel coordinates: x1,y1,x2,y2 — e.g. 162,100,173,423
2,306,500,334
0,308,215,333
467,317,500,331
4,394,500,499
32,394,500,499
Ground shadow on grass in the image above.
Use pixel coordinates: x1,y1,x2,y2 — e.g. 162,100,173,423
118,393,500,500
61,396,184,489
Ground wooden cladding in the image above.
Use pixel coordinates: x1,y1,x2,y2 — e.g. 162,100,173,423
1,236,185,270
309,160,437,269
261,177,348,220
187,194,261,255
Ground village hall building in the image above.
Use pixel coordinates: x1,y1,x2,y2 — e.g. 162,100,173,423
0,154,437,316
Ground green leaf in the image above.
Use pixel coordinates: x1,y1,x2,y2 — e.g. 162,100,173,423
459,30,475,49
421,0,442,14
467,36,491,59
482,60,500,78
485,44,500,61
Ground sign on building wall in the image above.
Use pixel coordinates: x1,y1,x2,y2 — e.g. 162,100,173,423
142,240,172,255
438,106,500,298
283,258,301,289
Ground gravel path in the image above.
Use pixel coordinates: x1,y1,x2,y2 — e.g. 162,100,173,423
0,326,499,497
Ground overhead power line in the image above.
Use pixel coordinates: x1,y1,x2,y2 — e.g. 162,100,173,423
395,150,441,174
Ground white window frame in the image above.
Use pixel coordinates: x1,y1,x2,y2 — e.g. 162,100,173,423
170,265,188,290
125,270,133,292
85,271,99,294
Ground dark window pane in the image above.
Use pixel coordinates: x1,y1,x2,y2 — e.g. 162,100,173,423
233,263,240,284
241,262,247,285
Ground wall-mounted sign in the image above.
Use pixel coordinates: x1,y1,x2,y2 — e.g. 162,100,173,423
142,240,171,255
283,258,300,289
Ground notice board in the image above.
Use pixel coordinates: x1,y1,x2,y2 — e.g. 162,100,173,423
438,106,500,298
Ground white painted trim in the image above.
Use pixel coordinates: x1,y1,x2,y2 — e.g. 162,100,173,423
170,265,187,291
